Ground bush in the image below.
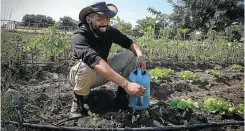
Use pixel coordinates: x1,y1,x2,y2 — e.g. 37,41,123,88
1,29,23,67
1,91,20,122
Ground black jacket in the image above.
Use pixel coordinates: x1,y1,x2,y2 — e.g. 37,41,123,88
71,25,133,69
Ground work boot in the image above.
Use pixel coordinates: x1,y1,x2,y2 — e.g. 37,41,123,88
115,86,129,110
70,92,88,118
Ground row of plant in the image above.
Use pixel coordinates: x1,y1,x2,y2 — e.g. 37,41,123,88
3,26,244,66
149,65,244,83
2,25,71,65
85,97,244,127
131,28,244,63
170,98,244,117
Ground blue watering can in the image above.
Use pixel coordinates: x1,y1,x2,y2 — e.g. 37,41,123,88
128,68,151,110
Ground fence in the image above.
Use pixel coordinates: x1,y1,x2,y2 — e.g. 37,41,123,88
1,20,77,34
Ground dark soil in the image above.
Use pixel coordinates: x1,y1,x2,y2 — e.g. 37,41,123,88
3,61,244,131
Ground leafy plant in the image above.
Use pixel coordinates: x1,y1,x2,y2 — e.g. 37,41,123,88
236,104,244,116
170,98,199,111
1,30,23,66
88,111,99,128
149,68,175,82
207,69,220,77
180,71,201,84
22,24,70,62
203,98,243,117
131,110,150,124
232,64,243,71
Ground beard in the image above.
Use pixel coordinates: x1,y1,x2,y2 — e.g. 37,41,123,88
90,20,108,37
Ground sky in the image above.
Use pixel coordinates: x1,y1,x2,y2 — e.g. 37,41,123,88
1,0,173,27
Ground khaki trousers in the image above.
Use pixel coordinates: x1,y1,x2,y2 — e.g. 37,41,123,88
69,50,137,95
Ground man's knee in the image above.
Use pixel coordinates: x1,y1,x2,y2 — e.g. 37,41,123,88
70,61,96,95
123,50,137,62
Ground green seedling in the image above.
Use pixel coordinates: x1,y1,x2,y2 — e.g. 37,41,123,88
232,64,243,71
236,104,244,116
170,98,199,111
207,69,220,77
88,111,99,128
88,111,97,117
180,71,201,84
149,68,175,82
131,110,150,124
203,98,243,117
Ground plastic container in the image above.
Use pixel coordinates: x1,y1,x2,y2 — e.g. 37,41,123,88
128,68,151,110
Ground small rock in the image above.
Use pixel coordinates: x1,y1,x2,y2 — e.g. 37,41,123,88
51,106,61,114
6,88,19,95
230,73,243,80
153,120,163,127
160,83,169,87
207,82,218,88
51,73,59,81
150,98,159,105
199,78,209,88
29,79,37,84
214,65,223,70
173,81,190,92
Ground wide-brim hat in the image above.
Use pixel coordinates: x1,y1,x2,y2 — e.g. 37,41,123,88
79,2,118,24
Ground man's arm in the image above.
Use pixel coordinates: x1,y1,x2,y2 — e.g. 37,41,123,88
110,26,146,71
94,59,129,88
129,43,146,72
94,59,145,97
129,43,143,57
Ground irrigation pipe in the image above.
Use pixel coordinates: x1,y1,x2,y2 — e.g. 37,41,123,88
3,120,244,131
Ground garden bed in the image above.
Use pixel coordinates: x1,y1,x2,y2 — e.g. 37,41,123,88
3,60,244,131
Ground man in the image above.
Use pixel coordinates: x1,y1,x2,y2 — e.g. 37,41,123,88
69,2,146,118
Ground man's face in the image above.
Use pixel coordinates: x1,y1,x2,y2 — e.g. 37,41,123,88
89,13,110,33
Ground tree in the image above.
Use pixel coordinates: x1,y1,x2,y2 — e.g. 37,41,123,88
167,0,244,32
46,16,55,25
59,16,77,27
22,14,35,26
147,7,170,38
111,16,132,35
147,7,170,28
21,14,55,27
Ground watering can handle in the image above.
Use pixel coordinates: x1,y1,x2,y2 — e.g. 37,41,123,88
137,67,142,76
136,67,146,75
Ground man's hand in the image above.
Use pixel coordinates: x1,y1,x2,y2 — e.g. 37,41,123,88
137,55,146,72
123,82,145,97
